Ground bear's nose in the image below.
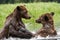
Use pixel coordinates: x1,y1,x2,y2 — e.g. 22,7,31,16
28,16,31,19
36,20,38,23
36,20,41,23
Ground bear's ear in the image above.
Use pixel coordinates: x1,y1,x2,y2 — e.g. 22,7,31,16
16,6,21,11
50,12,54,16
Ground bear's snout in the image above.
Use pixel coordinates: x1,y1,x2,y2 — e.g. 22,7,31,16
36,19,41,23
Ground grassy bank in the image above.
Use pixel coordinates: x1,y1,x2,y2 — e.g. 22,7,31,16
0,2,60,31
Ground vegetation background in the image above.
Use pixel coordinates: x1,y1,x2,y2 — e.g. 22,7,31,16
0,0,60,4
0,0,60,31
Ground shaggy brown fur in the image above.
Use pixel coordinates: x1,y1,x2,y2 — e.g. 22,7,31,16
0,5,34,39
36,12,57,37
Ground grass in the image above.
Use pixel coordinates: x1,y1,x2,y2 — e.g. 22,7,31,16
0,2,60,31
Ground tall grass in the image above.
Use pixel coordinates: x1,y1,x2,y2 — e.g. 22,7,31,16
0,2,60,31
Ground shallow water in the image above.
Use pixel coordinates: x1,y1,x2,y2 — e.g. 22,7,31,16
1,24,60,40
1,31,60,40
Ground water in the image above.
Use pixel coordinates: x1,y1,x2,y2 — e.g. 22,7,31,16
1,31,60,40
1,24,60,40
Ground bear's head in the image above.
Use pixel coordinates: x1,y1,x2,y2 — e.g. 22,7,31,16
36,12,54,28
14,5,31,19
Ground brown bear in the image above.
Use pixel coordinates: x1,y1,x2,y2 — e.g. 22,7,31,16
0,5,34,39
36,12,57,37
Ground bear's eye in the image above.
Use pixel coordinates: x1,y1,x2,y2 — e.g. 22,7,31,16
24,10,27,13
44,16,49,21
